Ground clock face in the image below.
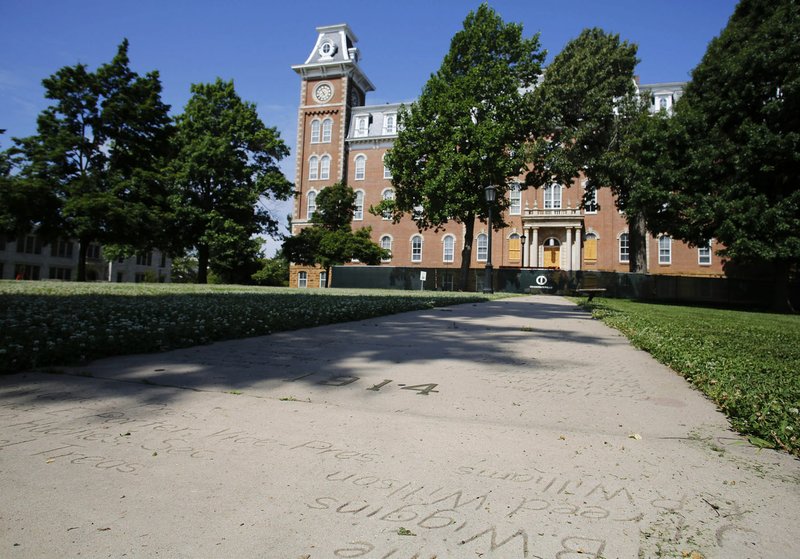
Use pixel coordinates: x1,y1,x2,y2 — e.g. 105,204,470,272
314,83,333,103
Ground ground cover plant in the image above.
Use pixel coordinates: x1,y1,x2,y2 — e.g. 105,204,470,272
0,281,501,375
576,297,800,456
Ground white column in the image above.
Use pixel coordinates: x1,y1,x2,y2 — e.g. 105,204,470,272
531,228,539,268
565,227,573,271
573,227,581,270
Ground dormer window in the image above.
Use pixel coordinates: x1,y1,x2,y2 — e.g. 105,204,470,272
355,115,369,137
383,114,396,135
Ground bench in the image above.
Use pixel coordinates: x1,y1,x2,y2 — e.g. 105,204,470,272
574,288,606,302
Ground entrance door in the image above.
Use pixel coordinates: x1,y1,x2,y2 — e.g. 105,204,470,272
543,238,561,269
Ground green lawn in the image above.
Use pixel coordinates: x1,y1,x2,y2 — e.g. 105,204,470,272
575,297,800,456
0,281,502,375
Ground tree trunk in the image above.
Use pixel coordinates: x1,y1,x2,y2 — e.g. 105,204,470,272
77,238,88,282
197,243,209,284
772,260,797,313
459,216,475,291
325,265,331,288
628,212,648,274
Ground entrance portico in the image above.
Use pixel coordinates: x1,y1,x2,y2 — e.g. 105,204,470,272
521,200,584,270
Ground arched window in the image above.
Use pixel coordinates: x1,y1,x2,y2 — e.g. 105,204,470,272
509,183,521,215
443,235,455,263
381,189,394,220
476,233,488,262
544,184,562,209
322,118,332,143
308,156,319,180
411,235,423,263
306,191,317,220
619,233,630,263
354,154,366,180
508,233,520,261
658,235,672,264
380,235,392,262
319,155,331,180
354,190,364,221
310,119,321,143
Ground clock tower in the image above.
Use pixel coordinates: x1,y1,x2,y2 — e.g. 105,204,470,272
291,24,375,234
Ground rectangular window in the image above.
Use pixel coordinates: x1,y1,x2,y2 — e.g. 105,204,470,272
51,239,73,258
509,184,521,215
15,264,40,280
544,185,562,210
87,243,101,260
321,119,332,143
619,234,630,263
508,237,521,261
160,253,167,268
135,272,146,283
584,236,598,262
298,271,308,288
659,235,672,265
310,120,321,143
476,234,488,262
117,272,124,283
698,244,712,265
383,164,392,179
17,235,42,255
584,187,598,213
49,267,72,280
354,191,364,221
411,237,423,263
319,271,328,288
136,252,153,266
443,237,455,263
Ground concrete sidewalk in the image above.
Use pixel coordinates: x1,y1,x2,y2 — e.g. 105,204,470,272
1,295,798,558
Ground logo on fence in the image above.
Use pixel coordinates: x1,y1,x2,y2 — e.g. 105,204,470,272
535,275,548,286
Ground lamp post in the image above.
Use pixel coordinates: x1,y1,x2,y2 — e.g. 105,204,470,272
520,234,526,268
483,185,496,294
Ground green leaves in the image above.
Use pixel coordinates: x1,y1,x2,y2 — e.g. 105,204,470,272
283,183,388,272
170,78,292,282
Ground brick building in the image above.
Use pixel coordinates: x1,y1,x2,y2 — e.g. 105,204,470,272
289,24,723,289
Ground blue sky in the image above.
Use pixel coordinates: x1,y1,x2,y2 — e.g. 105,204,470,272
1,0,738,254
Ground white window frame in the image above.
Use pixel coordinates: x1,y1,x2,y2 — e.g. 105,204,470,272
442,235,455,263
509,183,521,215
354,190,364,221
310,119,321,144
319,270,328,288
321,118,332,143
619,233,630,263
354,154,366,180
319,155,331,180
298,271,307,288
544,183,562,209
306,190,318,220
355,115,369,138
583,181,598,214
381,188,394,220
411,235,423,263
476,233,488,262
383,154,392,179
383,113,396,135
380,235,393,262
698,242,712,266
658,235,672,265
308,156,319,180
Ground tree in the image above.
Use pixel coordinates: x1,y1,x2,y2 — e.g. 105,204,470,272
661,0,800,311
383,4,544,289
527,28,644,270
252,251,290,286
283,182,387,286
169,79,292,283
9,40,173,280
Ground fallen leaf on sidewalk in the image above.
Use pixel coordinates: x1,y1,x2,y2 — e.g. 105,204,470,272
629,433,642,440
559,435,566,440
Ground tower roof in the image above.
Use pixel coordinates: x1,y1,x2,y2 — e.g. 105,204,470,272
292,23,375,93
